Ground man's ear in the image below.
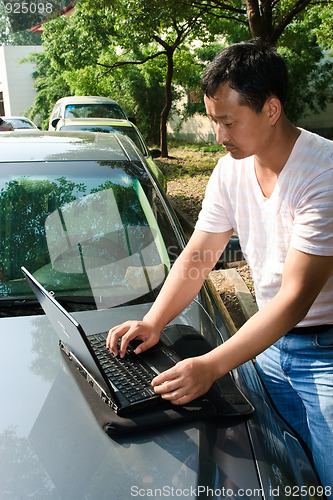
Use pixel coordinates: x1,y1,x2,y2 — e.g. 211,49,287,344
265,97,282,125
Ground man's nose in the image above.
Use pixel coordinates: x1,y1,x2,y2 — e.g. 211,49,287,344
215,122,230,144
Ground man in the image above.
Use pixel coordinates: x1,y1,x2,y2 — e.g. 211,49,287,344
107,41,333,492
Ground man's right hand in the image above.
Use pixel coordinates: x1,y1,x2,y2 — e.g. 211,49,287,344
106,320,161,358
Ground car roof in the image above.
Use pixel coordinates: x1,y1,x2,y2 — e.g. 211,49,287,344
0,130,142,163
1,115,33,120
59,118,133,128
55,96,121,105
1,116,38,127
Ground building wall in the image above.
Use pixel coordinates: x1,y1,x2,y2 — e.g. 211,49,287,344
0,45,44,117
167,111,216,143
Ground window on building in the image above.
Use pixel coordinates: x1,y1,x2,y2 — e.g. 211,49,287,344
0,93,5,116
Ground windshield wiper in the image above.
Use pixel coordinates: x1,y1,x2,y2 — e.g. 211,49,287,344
0,296,40,306
0,295,97,317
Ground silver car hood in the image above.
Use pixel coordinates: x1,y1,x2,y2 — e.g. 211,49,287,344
0,300,319,499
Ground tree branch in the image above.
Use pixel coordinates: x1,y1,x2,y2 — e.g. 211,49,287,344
190,0,245,16
271,0,313,43
97,50,166,77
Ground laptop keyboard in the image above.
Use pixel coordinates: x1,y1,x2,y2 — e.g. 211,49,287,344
89,333,157,404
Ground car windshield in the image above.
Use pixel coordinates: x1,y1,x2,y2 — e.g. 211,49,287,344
64,104,127,120
0,160,181,315
61,124,147,156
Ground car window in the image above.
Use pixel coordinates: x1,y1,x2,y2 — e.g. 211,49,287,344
0,160,180,315
7,118,35,129
64,104,127,120
60,124,148,156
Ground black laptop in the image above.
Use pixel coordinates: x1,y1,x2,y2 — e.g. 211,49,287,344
21,266,184,416
22,266,255,421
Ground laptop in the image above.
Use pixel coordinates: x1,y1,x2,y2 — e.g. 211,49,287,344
21,266,183,416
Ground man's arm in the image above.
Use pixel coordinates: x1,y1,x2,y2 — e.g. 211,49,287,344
152,247,333,405
106,228,233,357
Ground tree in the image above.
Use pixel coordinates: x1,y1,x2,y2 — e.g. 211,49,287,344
32,0,333,151
0,3,42,45
188,0,333,47
179,0,333,125
24,51,71,129
41,0,220,156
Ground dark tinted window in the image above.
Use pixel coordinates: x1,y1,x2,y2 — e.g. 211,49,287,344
7,118,36,129
65,104,127,120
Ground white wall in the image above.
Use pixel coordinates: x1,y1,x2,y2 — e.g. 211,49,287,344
168,112,216,143
0,45,44,117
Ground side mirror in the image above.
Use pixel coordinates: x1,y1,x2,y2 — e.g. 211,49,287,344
51,117,60,128
150,148,162,159
128,116,136,125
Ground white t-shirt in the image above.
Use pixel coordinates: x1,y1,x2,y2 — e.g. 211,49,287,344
196,129,333,326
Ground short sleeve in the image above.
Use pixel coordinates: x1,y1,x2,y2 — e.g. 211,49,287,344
195,160,234,234
290,169,333,256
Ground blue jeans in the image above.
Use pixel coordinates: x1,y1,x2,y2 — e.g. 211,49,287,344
256,328,333,497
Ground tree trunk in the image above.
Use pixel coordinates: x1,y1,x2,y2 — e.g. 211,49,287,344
160,48,174,157
246,0,272,42
245,0,313,46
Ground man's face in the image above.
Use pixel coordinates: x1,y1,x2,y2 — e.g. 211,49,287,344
204,84,271,160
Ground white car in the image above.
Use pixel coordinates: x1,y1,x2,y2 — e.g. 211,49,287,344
1,116,38,129
48,96,128,130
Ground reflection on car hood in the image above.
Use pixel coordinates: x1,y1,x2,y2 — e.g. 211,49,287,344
0,130,141,163
0,302,262,499
1,300,320,499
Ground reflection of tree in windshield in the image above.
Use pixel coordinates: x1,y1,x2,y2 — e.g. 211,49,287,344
0,173,153,297
0,177,86,290
93,179,147,229
0,166,170,312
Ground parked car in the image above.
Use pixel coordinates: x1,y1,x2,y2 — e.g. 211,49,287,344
48,96,128,131
55,117,166,191
0,131,323,500
1,116,38,129
0,117,14,131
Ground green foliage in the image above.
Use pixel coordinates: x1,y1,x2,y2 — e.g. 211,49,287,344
28,0,333,142
278,13,333,123
0,3,42,45
23,51,71,129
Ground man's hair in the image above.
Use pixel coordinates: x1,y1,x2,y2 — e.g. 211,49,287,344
201,40,288,113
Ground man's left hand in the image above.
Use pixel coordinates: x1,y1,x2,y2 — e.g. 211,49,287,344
151,355,216,405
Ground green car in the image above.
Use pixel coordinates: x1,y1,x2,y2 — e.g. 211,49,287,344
55,117,166,191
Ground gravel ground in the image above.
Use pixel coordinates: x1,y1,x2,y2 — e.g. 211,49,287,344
155,150,255,329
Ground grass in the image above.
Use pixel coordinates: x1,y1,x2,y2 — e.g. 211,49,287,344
155,140,226,181
154,140,226,222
